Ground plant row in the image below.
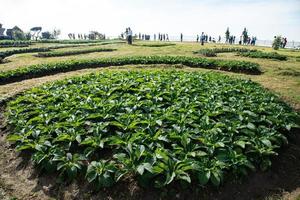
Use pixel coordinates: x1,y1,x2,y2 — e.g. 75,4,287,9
0,40,32,45
36,48,116,57
238,51,287,61
37,39,124,44
6,71,299,189
0,41,124,62
134,43,176,47
0,44,30,48
194,48,257,57
0,55,261,84
194,48,288,61
0,47,50,61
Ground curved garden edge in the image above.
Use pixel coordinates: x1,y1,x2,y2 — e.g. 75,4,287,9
0,56,261,85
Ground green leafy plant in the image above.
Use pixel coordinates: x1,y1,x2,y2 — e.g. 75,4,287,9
6,71,299,189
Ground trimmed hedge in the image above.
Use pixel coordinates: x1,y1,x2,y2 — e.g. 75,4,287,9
36,48,116,57
238,51,287,60
0,56,261,84
194,48,257,57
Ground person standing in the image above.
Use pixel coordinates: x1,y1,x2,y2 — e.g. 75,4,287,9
196,35,199,43
200,32,205,45
180,33,183,42
127,27,133,45
218,35,221,43
154,34,156,41
166,34,169,41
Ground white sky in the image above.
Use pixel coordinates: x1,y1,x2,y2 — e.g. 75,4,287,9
1,0,300,40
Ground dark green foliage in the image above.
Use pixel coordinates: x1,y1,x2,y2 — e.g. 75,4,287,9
194,48,257,57
0,47,50,60
6,71,299,188
238,51,287,60
272,36,282,50
0,56,261,84
36,48,116,57
0,40,32,47
0,44,30,48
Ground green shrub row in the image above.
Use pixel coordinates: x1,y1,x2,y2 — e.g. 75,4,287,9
0,56,261,84
194,48,257,57
0,44,30,48
37,39,125,44
0,47,50,60
238,51,287,61
134,43,176,47
0,41,124,61
36,48,116,57
0,40,32,45
6,71,299,188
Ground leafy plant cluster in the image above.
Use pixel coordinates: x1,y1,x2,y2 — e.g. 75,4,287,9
6,71,299,189
36,48,116,57
194,48,257,57
237,51,287,61
0,56,261,84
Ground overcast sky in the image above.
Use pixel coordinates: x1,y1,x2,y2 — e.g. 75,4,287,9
1,0,300,40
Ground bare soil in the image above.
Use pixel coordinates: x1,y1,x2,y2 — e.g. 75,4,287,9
0,104,300,200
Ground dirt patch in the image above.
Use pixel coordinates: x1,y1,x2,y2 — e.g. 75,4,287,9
0,104,300,200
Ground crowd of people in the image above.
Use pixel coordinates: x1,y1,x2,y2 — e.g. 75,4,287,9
238,36,257,45
280,37,288,48
121,28,289,48
196,33,217,45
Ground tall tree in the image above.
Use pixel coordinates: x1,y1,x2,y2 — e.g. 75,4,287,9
30,27,42,40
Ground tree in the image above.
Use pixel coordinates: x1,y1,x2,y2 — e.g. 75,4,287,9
30,27,42,40
52,28,61,39
272,36,282,50
41,31,52,39
12,30,26,40
242,28,248,44
225,27,230,43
